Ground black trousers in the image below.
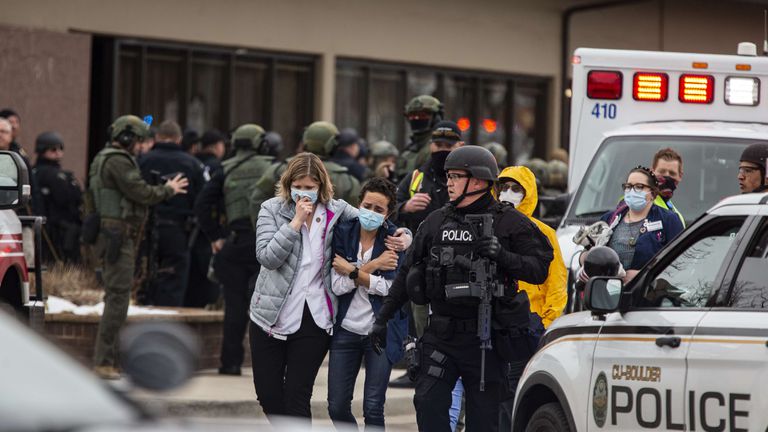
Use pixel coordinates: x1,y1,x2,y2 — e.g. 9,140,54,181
150,223,190,307
214,231,259,369
414,321,504,432
250,305,330,420
184,232,220,307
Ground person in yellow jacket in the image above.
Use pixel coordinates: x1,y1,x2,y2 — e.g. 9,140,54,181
496,165,567,328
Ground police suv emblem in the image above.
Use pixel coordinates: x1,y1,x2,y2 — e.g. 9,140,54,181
593,371,608,428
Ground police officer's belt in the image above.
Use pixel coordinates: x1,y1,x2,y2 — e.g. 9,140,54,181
431,315,477,333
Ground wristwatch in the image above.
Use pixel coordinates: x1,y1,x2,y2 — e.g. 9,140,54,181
349,266,360,280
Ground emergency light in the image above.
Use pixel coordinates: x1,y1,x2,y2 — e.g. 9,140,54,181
679,74,714,104
587,71,622,99
725,77,759,106
633,73,668,101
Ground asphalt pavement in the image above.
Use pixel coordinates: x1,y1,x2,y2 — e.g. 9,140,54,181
130,360,418,431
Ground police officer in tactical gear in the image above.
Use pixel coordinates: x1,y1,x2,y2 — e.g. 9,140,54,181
249,121,362,213
738,142,768,193
88,115,188,379
370,145,553,431
197,129,226,177
330,128,368,182
194,123,276,375
368,140,400,183
32,131,83,263
396,95,444,180
138,120,206,307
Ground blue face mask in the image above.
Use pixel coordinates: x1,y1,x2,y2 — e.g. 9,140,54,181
359,207,386,231
624,189,648,211
291,188,318,204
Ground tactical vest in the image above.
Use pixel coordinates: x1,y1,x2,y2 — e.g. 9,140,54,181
222,152,274,224
89,147,138,221
324,160,358,205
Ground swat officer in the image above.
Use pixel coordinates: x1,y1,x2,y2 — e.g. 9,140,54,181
87,115,188,379
249,121,361,212
396,95,444,180
738,142,768,194
138,120,206,307
370,146,553,431
194,123,278,375
32,131,83,263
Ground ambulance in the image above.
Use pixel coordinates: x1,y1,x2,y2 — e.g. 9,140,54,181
558,43,768,311
512,191,768,432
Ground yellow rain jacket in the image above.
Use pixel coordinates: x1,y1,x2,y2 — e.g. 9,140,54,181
498,166,567,328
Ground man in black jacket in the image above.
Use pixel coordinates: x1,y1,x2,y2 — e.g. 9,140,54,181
139,120,205,306
32,132,82,263
370,146,553,432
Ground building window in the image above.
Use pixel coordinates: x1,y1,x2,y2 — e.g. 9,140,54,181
91,37,316,158
334,59,550,164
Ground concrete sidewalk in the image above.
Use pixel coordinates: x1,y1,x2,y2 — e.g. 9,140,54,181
130,364,418,431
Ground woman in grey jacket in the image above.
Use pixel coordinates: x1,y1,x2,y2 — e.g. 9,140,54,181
249,152,410,422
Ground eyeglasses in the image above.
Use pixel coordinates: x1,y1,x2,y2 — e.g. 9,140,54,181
622,182,651,193
446,173,471,182
738,166,760,175
498,182,524,193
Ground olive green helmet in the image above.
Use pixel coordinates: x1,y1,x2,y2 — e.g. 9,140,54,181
370,140,399,158
108,115,150,145
523,158,549,186
303,121,339,157
547,159,568,190
231,123,266,151
404,95,444,134
480,142,508,168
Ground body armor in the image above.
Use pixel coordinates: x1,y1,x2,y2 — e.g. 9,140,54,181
222,151,274,225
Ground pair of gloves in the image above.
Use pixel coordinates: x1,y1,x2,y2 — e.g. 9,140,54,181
368,235,507,354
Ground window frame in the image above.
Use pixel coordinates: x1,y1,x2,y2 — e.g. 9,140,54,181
717,215,768,309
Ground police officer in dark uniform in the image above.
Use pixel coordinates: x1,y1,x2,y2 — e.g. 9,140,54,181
138,120,206,306
194,123,278,375
32,132,83,263
197,129,226,178
370,146,553,431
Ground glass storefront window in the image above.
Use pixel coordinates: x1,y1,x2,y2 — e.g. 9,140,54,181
513,86,540,164
274,62,314,156
335,65,366,136
443,75,475,143
368,70,404,145
231,60,268,129
479,79,507,147
190,55,227,133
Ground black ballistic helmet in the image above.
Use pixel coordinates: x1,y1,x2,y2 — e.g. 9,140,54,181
444,145,500,181
35,131,64,153
584,246,621,277
740,143,768,177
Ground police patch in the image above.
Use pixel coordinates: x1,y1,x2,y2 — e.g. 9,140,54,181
593,371,608,428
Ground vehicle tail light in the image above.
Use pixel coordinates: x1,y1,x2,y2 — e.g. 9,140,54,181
725,77,759,106
587,70,622,100
633,72,668,101
679,74,714,104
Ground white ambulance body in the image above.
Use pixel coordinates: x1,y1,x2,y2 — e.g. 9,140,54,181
558,45,768,305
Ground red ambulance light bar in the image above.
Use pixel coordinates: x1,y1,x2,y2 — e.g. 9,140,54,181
587,70,622,100
633,72,668,101
679,74,714,104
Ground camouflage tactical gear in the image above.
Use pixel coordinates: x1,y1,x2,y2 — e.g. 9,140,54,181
231,124,266,151
303,121,339,158
108,115,150,142
404,95,443,117
481,142,508,168
370,140,400,158
89,148,140,220
524,158,549,187
547,159,568,190
222,152,275,225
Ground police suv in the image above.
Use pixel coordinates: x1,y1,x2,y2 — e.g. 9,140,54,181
513,192,768,432
559,43,768,310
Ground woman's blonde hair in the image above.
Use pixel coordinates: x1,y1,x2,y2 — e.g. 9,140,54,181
276,152,334,203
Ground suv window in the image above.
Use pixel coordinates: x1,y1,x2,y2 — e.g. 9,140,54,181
729,219,768,309
641,217,746,308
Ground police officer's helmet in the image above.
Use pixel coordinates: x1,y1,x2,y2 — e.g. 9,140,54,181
740,143,768,176
524,158,549,187
584,246,621,278
547,159,568,190
404,95,444,134
231,123,266,152
480,142,508,167
108,115,150,148
303,121,340,158
35,131,64,154
370,140,399,158
262,131,284,157
444,145,499,181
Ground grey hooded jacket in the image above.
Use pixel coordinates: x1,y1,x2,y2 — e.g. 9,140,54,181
249,196,358,332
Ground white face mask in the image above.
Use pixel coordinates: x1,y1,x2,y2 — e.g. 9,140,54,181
500,190,524,207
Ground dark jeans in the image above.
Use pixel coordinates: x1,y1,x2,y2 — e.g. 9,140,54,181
414,324,504,432
250,304,330,420
150,223,190,306
214,232,259,369
327,326,393,428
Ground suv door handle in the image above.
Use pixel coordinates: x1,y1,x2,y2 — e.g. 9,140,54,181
655,336,681,348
